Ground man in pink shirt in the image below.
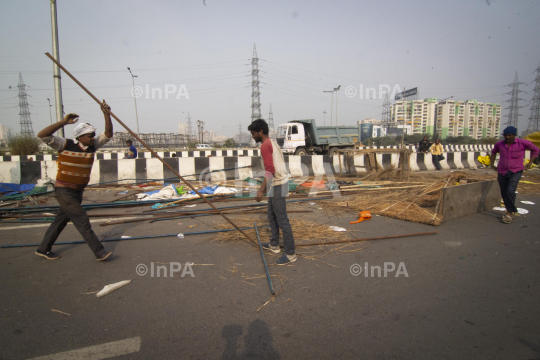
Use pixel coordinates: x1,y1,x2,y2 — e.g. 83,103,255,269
490,126,539,223
248,119,297,265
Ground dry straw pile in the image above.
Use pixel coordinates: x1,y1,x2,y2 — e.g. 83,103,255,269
212,217,351,244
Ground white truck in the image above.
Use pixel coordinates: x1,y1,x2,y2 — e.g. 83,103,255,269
276,119,363,155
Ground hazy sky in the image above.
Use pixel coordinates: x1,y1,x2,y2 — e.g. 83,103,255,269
1,0,539,138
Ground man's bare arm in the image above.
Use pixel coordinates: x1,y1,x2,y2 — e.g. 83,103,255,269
256,177,267,202
101,100,113,138
37,113,78,138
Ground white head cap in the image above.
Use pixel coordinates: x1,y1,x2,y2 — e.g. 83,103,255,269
73,123,96,139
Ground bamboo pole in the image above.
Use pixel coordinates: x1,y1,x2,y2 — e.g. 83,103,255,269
45,53,256,245
294,231,438,247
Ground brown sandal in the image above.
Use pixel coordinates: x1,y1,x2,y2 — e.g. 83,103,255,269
501,214,512,224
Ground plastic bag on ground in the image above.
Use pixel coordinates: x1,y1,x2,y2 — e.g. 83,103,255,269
137,184,181,201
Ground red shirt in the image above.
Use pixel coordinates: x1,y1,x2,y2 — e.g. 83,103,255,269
260,139,275,178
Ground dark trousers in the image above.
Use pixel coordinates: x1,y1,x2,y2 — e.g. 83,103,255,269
38,187,105,258
497,170,522,213
267,183,295,255
432,155,443,170
419,143,432,152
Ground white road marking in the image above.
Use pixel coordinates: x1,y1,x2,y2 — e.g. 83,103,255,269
0,217,151,231
27,336,141,359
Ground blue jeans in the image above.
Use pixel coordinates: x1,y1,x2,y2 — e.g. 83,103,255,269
267,183,295,255
432,155,443,170
497,170,522,213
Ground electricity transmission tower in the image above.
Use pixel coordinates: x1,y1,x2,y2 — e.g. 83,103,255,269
381,93,392,130
268,104,275,139
503,72,527,130
526,63,540,135
251,43,261,121
18,73,34,137
237,121,243,143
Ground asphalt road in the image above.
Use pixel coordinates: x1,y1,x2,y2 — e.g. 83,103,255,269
1,183,539,359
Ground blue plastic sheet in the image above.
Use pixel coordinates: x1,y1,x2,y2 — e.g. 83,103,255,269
0,183,36,197
188,185,218,195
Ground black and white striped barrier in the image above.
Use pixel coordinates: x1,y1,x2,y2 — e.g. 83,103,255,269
2,149,526,185
0,149,259,162
0,145,496,163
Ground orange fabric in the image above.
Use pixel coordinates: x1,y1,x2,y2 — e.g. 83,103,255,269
300,181,325,189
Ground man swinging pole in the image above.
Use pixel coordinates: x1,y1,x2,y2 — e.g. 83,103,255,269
35,100,114,261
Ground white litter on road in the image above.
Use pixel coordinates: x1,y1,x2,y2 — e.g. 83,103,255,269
329,226,347,232
492,207,506,211
517,208,529,215
520,201,535,205
96,280,132,298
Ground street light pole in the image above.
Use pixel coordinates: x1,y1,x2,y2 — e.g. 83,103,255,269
324,90,334,126
127,67,140,137
334,85,341,126
47,98,53,125
50,0,64,137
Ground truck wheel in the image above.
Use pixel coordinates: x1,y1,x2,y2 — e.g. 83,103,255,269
329,147,340,156
294,148,308,156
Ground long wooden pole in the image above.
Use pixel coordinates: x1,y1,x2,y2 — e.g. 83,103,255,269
44,53,256,245
295,231,438,247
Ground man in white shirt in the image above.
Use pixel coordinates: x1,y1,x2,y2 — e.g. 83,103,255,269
35,100,114,261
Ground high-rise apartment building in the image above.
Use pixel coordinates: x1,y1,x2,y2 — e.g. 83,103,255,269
436,100,500,139
390,98,437,135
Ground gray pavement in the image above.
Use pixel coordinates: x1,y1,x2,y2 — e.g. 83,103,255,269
1,184,539,359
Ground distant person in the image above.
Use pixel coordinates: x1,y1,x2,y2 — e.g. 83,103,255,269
124,139,137,159
418,135,433,153
35,100,114,261
490,126,539,224
248,119,296,265
431,139,444,170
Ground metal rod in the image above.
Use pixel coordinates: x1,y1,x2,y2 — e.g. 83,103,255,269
147,203,266,214
294,231,439,247
148,209,312,224
143,196,333,213
255,222,275,295
45,53,256,246
0,226,270,248
100,207,266,226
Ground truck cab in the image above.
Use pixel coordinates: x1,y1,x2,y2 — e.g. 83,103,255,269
276,123,306,155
